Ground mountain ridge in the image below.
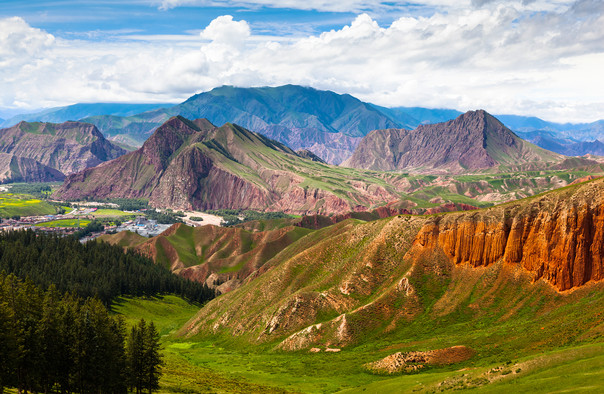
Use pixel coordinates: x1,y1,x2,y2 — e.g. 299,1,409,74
181,177,604,352
343,110,563,173
0,120,126,182
54,116,405,214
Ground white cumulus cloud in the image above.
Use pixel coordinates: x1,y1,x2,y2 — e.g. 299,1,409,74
1,1,604,123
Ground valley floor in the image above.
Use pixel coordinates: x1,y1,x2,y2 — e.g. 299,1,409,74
113,296,604,394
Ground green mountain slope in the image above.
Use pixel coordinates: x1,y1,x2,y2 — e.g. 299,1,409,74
183,177,604,358
85,85,400,164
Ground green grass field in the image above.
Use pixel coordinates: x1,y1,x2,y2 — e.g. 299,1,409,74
0,193,57,218
111,291,604,394
34,218,91,228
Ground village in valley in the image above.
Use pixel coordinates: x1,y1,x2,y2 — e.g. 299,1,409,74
0,184,223,241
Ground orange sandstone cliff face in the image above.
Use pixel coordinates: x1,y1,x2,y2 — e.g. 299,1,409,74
407,178,604,291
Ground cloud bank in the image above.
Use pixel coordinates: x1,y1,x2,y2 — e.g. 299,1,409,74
1,0,603,123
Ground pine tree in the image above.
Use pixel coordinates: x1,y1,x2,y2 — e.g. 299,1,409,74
142,321,163,394
126,320,145,394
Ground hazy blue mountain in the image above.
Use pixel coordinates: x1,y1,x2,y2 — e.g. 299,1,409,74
381,106,463,126
86,85,401,164
516,130,604,156
1,103,173,128
496,115,555,132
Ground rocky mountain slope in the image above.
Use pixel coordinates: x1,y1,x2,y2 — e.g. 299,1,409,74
54,116,406,214
0,153,65,183
84,85,400,164
56,114,604,213
181,177,604,352
0,121,126,182
342,110,563,173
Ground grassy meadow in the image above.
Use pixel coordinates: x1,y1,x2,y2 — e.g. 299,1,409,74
112,279,604,394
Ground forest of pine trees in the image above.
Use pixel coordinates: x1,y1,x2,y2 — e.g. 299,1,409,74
0,230,215,306
0,229,217,393
0,274,163,394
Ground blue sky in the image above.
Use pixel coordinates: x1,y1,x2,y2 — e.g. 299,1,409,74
0,0,425,39
1,0,603,123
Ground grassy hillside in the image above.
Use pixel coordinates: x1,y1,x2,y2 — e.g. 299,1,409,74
112,285,604,393
153,177,604,392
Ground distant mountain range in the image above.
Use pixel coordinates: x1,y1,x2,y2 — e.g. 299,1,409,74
0,103,172,129
2,85,603,162
0,121,125,183
55,113,602,214
82,85,401,164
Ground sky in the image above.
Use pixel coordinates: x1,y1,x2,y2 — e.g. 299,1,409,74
0,0,603,123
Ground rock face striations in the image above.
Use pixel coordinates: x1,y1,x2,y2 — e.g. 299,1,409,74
55,116,403,214
342,110,563,173
0,120,126,182
0,153,65,183
409,177,604,291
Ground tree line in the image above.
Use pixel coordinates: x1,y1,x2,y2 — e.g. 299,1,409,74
0,230,215,307
0,273,163,394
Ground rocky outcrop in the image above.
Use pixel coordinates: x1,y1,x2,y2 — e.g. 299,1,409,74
0,120,125,179
365,346,474,374
343,110,564,173
407,177,604,291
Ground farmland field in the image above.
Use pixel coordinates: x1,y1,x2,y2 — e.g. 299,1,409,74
34,218,91,228
0,193,57,218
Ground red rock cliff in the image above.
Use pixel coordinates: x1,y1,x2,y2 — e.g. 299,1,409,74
407,178,604,291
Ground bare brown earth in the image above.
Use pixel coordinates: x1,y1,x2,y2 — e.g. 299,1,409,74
365,346,475,374
180,177,604,351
